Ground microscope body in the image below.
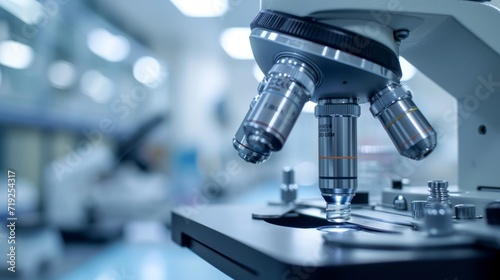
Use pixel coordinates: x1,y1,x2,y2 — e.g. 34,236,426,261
233,0,500,220
173,1,500,279
260,0,500,192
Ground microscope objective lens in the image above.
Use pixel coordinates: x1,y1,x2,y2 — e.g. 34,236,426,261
370,83,437,160
233,94,271,164
316,99,360,222
240,56,318,158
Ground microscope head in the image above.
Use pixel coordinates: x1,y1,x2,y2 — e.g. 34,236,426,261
233,10,437,221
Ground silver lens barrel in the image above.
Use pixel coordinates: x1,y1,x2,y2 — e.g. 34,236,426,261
233,94,271,164
315,98,360,222
370,83,437,160
242,57,318,156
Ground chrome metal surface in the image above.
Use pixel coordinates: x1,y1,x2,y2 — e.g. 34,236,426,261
411,200,427,219
250,29,399,103
242,57,318,155
281,167,298,203
315,98,360,222
427,180,452,207
233,94,271,164
393,195,407,211
369,83,437,160
455,204,476,220
424,203,454,237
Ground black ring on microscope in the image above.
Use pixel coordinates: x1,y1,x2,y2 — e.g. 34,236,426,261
251,10,402,78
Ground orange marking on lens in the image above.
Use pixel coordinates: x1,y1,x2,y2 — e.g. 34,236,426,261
399,127,434,148
385,107,419,129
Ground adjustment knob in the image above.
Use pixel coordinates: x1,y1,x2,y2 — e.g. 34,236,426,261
486,200,500,225
281,167,297,203
424,203,454,237
454,204,476,220
411,200,426,219
427,180,452,207
393,195,407,211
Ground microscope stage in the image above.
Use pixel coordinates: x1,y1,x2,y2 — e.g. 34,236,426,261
172,204,499,280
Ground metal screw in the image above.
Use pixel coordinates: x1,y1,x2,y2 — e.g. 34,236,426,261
454,204,476,220
394,29,410,41
427,180,452,207
424,203,454,237
393,195,407,211
424,180,454,236
281,167,298,203
411,200,427,219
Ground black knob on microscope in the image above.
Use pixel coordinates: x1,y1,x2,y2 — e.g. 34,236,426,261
486,200,500,225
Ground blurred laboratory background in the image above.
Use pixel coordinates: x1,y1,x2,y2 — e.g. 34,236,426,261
0,0,498,279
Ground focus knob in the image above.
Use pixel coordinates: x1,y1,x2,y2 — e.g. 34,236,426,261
393,195,407,211
424,203,454,237
411,200,426,219
486,201,500,225
281,167,298,203
454,204,476,220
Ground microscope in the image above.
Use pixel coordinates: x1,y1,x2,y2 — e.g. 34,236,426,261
173,0,500,278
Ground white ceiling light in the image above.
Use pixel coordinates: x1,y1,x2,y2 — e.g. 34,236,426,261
80,70,114,104
220,27,253,60
400,56,417,81
87,28,130,62
0,40,34,69
170,0,228,17
133,56,165,88
0,0,43,25
48,60,76,89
